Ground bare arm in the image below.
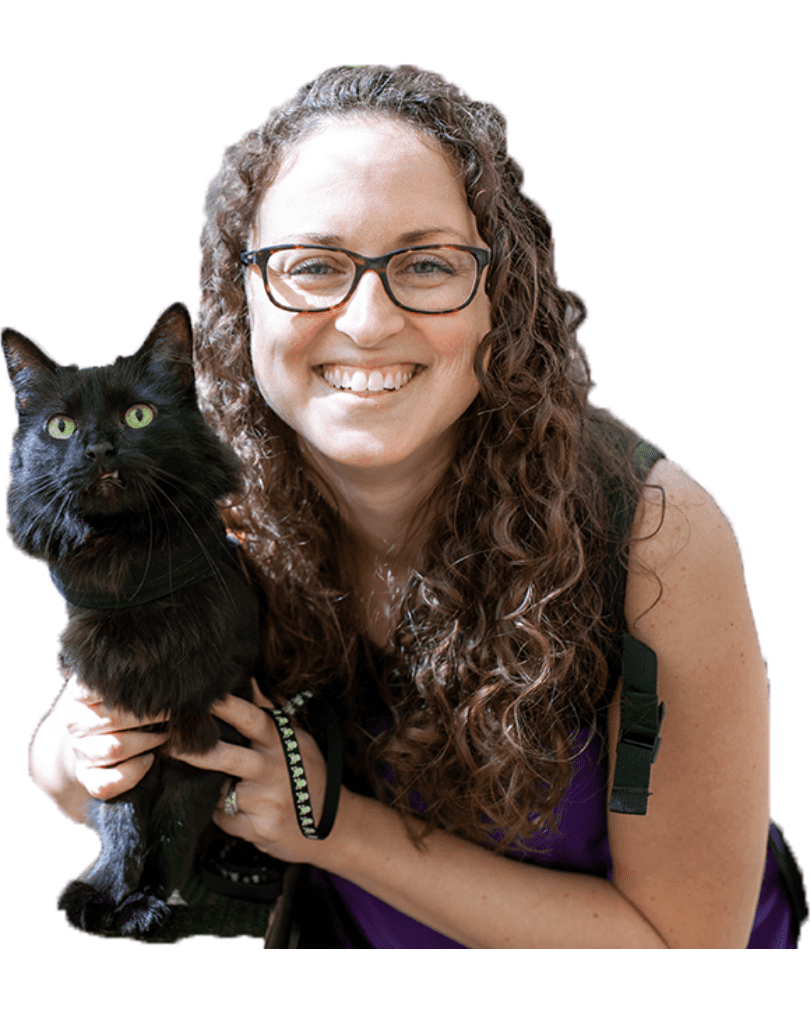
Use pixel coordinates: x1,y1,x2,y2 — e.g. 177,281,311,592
606,459,770,948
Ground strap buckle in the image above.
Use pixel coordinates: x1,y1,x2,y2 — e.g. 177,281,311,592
619,700,665,761
608,634,665,816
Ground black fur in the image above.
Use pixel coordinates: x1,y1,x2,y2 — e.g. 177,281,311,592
3,304,263,938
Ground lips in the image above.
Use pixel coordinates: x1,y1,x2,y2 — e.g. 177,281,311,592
318,363,422,393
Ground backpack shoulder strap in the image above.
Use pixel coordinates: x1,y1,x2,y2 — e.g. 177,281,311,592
607,439,667,816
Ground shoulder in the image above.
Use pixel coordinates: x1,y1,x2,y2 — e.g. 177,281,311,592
606,458,771,947
624,457,743,631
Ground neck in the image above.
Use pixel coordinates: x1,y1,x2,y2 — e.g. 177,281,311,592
302,439,454,566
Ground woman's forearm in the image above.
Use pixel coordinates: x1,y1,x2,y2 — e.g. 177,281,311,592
29,688,93,824
318,790,668,949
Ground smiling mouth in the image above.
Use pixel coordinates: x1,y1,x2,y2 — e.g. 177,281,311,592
317,364,423,393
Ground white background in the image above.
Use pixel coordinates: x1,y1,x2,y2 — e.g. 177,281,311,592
1,0,806,993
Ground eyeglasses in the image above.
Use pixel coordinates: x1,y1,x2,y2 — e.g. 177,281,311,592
240,244,490,315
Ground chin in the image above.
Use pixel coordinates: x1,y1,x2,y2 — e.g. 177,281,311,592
300,432,416,472
321,445,409,470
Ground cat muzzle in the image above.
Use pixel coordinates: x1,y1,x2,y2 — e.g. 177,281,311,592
88,469,125,492
82,469,126,509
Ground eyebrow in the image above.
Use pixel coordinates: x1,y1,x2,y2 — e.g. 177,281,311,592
271,227,475,247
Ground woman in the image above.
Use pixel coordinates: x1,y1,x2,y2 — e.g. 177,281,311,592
29,65,802,947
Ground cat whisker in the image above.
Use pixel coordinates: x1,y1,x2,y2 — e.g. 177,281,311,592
16,473,63,504
136,476,236,608
43,492,75,559
121,501,156,604
18,480,77,560
136,461,221,502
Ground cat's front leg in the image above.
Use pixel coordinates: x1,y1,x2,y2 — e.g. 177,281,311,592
58,759,170,937
144,758,230,900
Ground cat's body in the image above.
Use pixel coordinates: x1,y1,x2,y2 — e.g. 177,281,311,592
2,304,264,938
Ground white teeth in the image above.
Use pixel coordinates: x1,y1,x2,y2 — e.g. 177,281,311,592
321,366,415,392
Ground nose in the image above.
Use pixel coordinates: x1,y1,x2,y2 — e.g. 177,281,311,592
332,269,406,346
85,441,115,469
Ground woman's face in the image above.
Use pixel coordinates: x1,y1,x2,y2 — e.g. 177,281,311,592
246,117,491,478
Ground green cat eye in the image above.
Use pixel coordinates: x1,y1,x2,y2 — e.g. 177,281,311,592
124,404,155,429
48,415,76,440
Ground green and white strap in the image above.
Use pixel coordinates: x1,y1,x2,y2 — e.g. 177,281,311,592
264,691,343,841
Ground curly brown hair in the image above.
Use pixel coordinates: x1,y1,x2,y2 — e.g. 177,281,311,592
195,65,651,850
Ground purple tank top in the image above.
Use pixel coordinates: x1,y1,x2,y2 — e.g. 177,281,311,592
323,727,797,947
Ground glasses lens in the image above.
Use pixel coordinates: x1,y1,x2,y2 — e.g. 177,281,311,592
388,248,479,312
266,248,355,310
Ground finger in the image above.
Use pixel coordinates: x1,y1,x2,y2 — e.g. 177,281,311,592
217,778,236,809
77,752,155,800
215,777,273,814
251,678,276,710
64,677,116,725
171,737,265,780
210,694,280,746
209,807,266,847
73,728,169,766
65,675,170,731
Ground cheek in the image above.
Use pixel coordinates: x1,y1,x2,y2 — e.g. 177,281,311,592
247,275,283,380
249,327,290,419
248,315,328,435
247,288,309,399
434,303,490,375
248,328,272,407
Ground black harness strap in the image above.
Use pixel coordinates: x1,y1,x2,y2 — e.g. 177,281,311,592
49,525,228,610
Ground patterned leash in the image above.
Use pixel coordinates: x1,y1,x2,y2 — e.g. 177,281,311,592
263,691,343,840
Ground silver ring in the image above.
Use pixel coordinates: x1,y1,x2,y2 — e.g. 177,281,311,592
223,787,239,817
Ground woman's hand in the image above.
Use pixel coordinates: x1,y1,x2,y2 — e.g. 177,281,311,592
171,684,334,865
29,672,170,821
61,674,170,800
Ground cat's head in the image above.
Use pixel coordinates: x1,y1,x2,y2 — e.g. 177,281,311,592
2,303,242,561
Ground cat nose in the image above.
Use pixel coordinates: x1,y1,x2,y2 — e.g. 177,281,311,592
85,441,115,467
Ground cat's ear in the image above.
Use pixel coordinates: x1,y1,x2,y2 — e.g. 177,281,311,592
2,328,60,412
136,303,195,389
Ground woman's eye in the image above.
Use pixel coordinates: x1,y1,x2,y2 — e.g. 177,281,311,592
47,415,76,440
289,260,334,275
402,257,453,276
273,255,354,294
124,404,155,429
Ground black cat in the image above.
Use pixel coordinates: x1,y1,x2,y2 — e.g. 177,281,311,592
2,303,265,938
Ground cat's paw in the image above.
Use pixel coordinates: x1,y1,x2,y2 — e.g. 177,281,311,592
58,880,170,938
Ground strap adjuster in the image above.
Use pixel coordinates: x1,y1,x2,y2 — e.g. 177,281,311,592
608,634,665,816
619,701,665,762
